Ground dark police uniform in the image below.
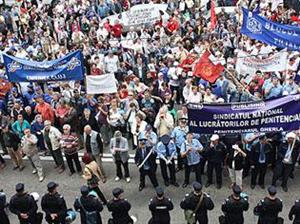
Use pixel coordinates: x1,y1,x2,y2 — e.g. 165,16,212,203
107,199,133,224
9,184,38,224
74,185,103,224
0,191,10,224
254,197,283,224
180,191,214,224
221,195,249,224
135,142,158,190
148,187,174,224
204,141,228,188
289,200,300,224
272,140,300,191
41,183,67,224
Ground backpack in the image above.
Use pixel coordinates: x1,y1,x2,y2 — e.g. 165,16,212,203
77,198,99,224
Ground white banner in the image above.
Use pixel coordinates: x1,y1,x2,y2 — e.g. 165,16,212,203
86,74,117,94
101,4,169,29
236,50,288,76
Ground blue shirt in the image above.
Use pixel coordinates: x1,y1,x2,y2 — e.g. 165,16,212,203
156,140,177,159
266,84,283,99
171,126,188,148
139,131,158,149
180,139,203,166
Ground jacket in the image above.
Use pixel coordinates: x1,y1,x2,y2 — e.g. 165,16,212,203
74,195,103,224
180,192,214,221
9,193,38,222
12,120,31,139
42,126,62,151
254,197,283,224
110,137,129,163
21,134,38,157
82,161,102,181
277,141,300,165
250,142,272,166
83,130,103,155
221,195,249,224
135,146,157,171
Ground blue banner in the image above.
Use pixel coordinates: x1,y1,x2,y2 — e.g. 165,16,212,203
241,7,300,51
188,94,300,134
3,50,84,82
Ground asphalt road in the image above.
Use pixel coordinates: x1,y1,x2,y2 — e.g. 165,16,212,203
0,155,300,224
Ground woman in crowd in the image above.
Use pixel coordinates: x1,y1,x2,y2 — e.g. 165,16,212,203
82,153,107,205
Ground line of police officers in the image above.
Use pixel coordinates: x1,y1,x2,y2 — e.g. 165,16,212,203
1,181,300,224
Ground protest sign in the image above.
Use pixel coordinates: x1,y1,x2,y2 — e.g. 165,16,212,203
86,74,117,94
236,50,288,75
188,94,300,134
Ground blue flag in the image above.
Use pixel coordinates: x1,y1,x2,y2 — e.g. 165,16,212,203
3,50,84,82
241,8,300,51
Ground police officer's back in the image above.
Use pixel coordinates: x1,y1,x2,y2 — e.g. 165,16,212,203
0,190,10,224
74,185,103,224
221,185,249,224
180,182,214,224
9,183,38,224
148,186,174,224
41,182,67,224
254,186,283,224
107,187,133,224
289,199,300,224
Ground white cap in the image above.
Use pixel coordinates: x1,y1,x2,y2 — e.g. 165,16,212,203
286,132,296,139
210,134,219,141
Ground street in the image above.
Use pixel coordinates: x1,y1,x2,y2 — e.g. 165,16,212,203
0,156,299,224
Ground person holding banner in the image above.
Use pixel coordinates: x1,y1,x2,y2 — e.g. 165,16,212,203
271,132,300,192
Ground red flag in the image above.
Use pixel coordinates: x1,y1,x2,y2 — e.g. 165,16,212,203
210,0,216,31
193,50,224,83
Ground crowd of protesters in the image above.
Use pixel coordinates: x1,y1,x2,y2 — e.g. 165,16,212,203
0,0,300,223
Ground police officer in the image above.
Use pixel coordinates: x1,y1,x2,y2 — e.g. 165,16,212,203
180,182,214,224
9,183,38,224
0,190,9,224
272,132,300,192
107,187,133,224
171,118,188,171
221,185,249,224
156,134,179,187
254,186,283,224
135,138,159,191
41,182,67,224
289,199,300,224
74,185,103,224
148,186,174,224
181,132,204,188
205,134,228,189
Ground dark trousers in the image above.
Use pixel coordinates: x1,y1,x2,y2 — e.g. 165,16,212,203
89,186,107,204
272,162,294,187
243,151,251,177
207,162,222,185
50,149,64,168
0,211,10,224
251,163,267,186
139,168,158,188
65,153,81,173
116,160,130,178
0,154,5,164
160,158,176,183
184,162,202,184
176,146,184,169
